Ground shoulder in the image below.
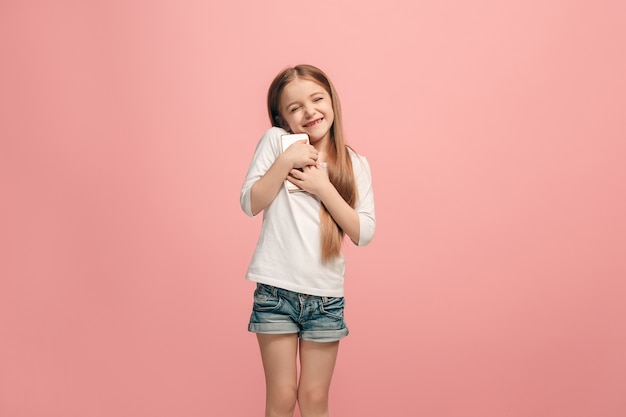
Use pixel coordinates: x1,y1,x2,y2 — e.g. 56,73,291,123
260,126,289,144
252,126,289,156
265,126,289,136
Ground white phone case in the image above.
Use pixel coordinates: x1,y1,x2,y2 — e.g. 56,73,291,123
281,133,309,192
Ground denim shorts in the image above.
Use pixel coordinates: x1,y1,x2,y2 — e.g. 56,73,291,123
248,283,349,343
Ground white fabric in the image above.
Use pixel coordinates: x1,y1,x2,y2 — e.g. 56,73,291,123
240,127,376,297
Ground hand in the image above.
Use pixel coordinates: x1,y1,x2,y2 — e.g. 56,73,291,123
282,140,318,169
287,162,331,196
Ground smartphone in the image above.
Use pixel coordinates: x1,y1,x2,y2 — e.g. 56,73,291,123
281,133,309,151
280,133,309,192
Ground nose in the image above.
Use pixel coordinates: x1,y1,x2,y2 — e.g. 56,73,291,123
304,104,316,118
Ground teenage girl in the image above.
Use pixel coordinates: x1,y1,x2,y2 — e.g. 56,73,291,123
240,64,375,417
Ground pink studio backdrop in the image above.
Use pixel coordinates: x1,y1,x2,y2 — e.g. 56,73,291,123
1,1,625,416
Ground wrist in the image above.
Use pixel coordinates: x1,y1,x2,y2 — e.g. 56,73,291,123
317,181,337,202
277,153,295,171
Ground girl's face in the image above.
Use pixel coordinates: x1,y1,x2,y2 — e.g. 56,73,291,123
279,78,334,147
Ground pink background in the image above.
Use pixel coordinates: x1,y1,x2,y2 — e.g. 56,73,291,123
1,1,625,416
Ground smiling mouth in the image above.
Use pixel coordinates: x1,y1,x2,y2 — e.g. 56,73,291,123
303,118,323,128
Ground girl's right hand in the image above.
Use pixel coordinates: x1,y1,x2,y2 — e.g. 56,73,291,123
283,140,318,169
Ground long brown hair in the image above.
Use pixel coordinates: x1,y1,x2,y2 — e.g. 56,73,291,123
267,64,357,261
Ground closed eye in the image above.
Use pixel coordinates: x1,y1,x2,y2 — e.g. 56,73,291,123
289,106,301,113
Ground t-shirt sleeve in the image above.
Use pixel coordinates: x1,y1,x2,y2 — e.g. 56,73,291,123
240,127,286,217
352,154,376,246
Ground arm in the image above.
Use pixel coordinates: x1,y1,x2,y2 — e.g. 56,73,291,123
288,155,375,246
249,153,293,216
353,157,376,246
317,183,362,245
240,128,318,217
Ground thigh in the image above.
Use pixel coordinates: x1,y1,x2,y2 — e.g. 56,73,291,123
298,339,340,393
257,333,299,388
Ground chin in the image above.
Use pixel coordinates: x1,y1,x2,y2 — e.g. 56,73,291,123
311,133,331,144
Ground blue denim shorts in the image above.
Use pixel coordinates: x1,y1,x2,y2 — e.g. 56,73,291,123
248,283,349,343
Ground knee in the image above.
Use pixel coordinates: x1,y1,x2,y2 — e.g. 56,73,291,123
298,386,329,413
267,385,297,416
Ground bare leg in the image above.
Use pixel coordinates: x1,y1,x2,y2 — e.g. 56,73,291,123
257,334,299,417
297,340,340,417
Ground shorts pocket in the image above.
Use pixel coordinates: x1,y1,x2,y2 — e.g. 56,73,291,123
320,297,345,319
253,285,282,311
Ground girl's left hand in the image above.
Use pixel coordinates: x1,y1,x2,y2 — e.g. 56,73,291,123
287,163,331,196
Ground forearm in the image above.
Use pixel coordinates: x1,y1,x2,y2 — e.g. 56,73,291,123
249,154,292,216
318,185,360,245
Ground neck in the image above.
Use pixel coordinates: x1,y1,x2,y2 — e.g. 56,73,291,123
312,134,330,153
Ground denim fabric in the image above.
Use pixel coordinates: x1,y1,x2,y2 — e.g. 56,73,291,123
248,283,349,342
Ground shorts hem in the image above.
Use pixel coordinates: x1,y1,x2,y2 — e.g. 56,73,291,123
248,325,349,343
301,328,349,343
248,323,299,334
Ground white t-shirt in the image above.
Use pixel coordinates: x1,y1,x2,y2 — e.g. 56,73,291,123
240,127,376,297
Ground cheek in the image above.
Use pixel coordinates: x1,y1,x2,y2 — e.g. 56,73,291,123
323,102,334,117
284,115,300,130
325,107,335,123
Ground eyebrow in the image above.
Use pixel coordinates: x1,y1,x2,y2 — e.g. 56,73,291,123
284,91,326,108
